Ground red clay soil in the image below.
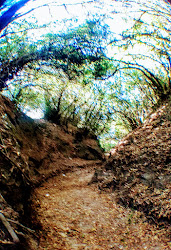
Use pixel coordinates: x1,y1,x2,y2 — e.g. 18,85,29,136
29,160,170,250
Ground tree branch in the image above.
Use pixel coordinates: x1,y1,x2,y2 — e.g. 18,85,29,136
0,0,30,32
0,212,19,243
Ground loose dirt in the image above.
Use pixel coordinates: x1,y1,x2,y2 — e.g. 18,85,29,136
0,96,170,249
30,160,170,250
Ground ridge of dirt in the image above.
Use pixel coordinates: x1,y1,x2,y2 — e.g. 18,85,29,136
29,163,170,250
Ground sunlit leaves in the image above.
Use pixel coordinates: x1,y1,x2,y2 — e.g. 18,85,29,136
115,1,171,100
2,0,171,151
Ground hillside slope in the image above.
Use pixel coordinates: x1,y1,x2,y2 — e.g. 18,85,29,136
93,100,171,229
0,94,170,248
0,94,103,248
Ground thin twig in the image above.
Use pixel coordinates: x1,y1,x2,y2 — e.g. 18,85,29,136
7,219,35,234
0,193,7,204
0,240,14,245
0,150,30,184
0,212,20,243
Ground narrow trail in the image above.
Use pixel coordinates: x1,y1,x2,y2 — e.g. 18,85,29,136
30,160,170,250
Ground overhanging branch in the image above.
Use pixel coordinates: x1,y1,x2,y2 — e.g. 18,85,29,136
0,0,30,32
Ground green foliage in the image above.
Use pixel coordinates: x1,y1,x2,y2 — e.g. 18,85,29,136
0,20,39,61
94,59,111,79
115,1,171,100
2,2,171,151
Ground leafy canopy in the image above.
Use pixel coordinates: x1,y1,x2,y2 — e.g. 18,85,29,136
1,0,171,150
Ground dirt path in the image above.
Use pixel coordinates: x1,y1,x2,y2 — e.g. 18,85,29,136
30,161,170,250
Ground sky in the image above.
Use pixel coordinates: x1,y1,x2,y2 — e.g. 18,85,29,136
22,0,134,36
21,0,133,118
19,0,157,119
8,0,170,119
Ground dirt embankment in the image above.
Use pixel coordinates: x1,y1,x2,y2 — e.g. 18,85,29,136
0,94,103,249
93,101,171,229
0,94,170,249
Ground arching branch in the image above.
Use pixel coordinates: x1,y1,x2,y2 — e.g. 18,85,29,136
0,0,31,32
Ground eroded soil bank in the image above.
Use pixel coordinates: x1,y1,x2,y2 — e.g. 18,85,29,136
29,160,170,250
0,95,170,249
